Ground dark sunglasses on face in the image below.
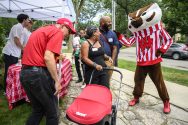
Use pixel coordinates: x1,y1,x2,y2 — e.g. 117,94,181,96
64,26,71,34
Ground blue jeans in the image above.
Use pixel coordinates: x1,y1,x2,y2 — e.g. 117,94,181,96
20,66,59,125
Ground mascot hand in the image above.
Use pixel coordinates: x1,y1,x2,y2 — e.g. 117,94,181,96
155,49,163,57
113,30,121,37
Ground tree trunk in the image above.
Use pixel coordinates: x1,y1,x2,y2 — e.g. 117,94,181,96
67,35,73,53
67,0,85,52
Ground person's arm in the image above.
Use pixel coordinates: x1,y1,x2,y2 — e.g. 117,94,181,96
14,37,24,50
111,45,117,62
44,50,62,95
112,32,119,63
118,34,135,47
157,28,173,56
81,42,102,70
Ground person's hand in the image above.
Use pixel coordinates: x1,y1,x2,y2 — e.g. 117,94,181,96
96,65,103,71
156,49,163,57
59,54,66,61
54,82,62,95
108,57,113,64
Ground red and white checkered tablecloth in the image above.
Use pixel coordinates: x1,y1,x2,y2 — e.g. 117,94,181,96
6,58,72,110
59,59,72,97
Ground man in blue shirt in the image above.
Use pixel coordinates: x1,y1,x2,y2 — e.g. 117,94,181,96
99,16,119,66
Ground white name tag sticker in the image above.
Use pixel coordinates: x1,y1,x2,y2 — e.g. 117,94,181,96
108,38,113,42
92,48,98,51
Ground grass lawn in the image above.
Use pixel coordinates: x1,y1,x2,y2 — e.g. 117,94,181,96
0,92,32,125
118,59,188,87
0,91,55,125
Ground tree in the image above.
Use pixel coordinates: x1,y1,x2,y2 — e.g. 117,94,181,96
102,0,158,35
162,0,188,38
77,0,103,29
0,23,5,64
66,0,103,52
102,0,188,40
72,0,86,23
115,0,158,16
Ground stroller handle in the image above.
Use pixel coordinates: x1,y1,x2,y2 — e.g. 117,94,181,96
102,67,123,81
88,66,123,109
102,67,123,110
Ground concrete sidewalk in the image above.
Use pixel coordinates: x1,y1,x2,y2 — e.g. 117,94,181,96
64,52,188,111
60,53,188,125
112,67,188,111
59,65,188,125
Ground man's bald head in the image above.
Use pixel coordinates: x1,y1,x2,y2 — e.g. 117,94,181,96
99,16,112,25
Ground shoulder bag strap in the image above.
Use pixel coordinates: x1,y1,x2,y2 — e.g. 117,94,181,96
100,34,113,52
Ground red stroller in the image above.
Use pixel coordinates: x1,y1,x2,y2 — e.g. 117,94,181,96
66,68,123,125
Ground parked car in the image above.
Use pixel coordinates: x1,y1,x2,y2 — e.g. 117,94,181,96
162,43,188,60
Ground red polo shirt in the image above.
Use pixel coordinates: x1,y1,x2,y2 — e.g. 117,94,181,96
22,25,64,67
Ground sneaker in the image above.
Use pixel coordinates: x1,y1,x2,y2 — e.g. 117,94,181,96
163,100,171,114
81,84,86,89
129,98,139,106
76,79,82,83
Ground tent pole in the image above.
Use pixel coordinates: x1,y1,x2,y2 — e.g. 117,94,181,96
112,0,116,30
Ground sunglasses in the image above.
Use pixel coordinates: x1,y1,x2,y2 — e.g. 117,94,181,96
64,25,71,34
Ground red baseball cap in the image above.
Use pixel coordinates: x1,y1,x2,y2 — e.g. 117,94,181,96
56,18,76,34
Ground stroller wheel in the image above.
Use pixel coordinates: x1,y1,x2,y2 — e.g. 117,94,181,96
94,115,111,125
111,105,117,125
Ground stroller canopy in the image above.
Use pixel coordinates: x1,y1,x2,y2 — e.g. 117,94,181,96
66,84,112,124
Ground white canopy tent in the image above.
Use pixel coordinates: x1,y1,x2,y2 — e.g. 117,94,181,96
0,0,76,22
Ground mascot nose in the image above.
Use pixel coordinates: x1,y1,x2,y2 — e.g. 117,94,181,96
129,25,132,29
131,18,143,28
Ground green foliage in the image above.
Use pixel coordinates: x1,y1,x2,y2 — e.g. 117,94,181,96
77,0,102,29
0,22,6,65
162,0,188,36
0,18,17,36
0,18,18,65
115,0,158,15
31,20,45,31
101,0,188,38
0,93,31,125
102,0,158,35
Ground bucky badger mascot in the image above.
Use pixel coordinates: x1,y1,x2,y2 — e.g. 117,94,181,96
119,3,173,113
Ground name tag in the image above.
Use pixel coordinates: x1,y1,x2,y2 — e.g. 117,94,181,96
92,48,98,51
108,38,113,42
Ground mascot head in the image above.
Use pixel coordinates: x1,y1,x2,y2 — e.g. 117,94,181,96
128,3,162,33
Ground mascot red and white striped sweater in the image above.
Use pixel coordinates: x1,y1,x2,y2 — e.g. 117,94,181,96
120,3,172,114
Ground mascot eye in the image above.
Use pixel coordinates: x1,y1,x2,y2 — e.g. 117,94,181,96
142,12,146,16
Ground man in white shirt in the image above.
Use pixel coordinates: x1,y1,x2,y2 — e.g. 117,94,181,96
2,13,29,92
22,19,33,46
72,33,83,83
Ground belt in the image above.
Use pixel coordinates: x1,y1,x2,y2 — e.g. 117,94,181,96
22,65,47,70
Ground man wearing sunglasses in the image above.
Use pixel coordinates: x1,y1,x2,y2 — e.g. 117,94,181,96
20,18,75,125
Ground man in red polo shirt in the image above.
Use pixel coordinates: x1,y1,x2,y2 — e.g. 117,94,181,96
20,18,76,125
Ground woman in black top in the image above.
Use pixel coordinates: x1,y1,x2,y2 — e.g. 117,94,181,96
81,26,113,88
